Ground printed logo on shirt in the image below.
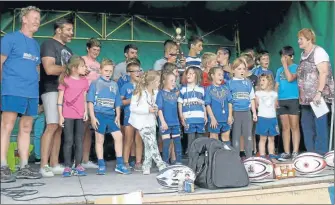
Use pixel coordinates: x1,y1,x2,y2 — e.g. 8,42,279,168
232,92,249,100
162,92,178,102
23,52,39,62
127,88,134,94
96,98,115,108
61,49,72,66
280,72,287,80
209,88,227,102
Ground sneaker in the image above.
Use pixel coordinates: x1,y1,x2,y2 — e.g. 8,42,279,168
158,162,168,172
51,164,65,175
133,163,142,172
82,161,98,169
278,153,291,161
40,165,54,177
97,165,106,175
74,165,87,176
63,167,72,177
16,165,42,179
124,163,132,171
129,161,136,169
1,166,16,183
35,159,41,165
115,164,131,175
291,152,299,160
143,168,150,175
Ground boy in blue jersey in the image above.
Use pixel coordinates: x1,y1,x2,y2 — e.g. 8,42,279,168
252,51,274,78
88,59,130,175
178,66,207,155
116,58,142,91
228,58,258,159
120,62,143,171
185,35,204,69
217,47,232,83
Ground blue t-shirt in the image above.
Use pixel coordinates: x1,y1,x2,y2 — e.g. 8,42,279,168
185,56,201,68
228,79,254,111
205,84,232,122
252,67,274,78
120,82,135,114
223,70,231,82
117,74,131,92
87,77,122,116
1,31,40,98
178,85,205,124
156,89,179,126
275,64,299,100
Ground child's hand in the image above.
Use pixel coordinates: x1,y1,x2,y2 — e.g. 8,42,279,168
227,116,234,125
149,106,158,114
91,117,100,130
38,105,44,114
180,116,187,127
115,117,120,128
281,55,288,67
253,113,258,122
59,115,64,128
161,121,168,131
83,112,88,121
210,117,218,129
204,115,208,125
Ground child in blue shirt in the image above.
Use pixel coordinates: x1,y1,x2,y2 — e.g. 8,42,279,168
157,72,182,165
228,58,257,159
88,59,130,175
252,51,274,78
178,66,207,155
120,62,143,171
205,67,233,145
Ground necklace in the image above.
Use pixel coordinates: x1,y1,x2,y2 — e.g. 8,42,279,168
212,85,226,114
185,85,197,116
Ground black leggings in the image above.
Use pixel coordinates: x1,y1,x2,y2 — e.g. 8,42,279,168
63,118,84,167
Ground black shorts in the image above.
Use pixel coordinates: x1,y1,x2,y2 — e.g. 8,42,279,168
277,99,300,115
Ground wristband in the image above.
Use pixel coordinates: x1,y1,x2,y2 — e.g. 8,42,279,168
57,104,63,106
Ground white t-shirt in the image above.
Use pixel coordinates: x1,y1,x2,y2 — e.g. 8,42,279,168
256,90,277,118
301,46,330,65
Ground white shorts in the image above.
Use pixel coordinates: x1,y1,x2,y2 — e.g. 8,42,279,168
41,92,59,124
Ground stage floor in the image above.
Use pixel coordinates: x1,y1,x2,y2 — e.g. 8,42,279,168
1,161,334,204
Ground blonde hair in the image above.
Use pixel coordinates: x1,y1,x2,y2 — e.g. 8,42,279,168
257,73,275,91
185,66,202,85
201,52,217,69
240,53,255,70
20,6,40,22
59,55,84,86
100,58,114,69
161,62,178,74
231,57,247,71
208,66,223,82
160,71,176,89
298,28,316,44
134,70,160,101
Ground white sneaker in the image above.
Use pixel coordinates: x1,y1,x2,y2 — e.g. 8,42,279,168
143,168,150,175
51,164,65,175
40,165,54,177
82,161,98,169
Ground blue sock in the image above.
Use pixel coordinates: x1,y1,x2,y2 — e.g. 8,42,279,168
173,137,182,163
224,141,231,146
116,157,123,165
163,138,171,163
98,159,105,166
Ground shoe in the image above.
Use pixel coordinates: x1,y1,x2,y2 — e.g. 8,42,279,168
1,166,16,183
115,164,131,175
269,154,279,159
124,163,132,171
158,162,168,172
97,165,106,175
133,163,142,172
291,152,299,160
74,165,87,176
82,161,98,169
129,161,136,169
16,165,42,179
35,159,41,165
278,153,291,161
143,168,150,175
51,164,65,175
40,165,54,177
63,167,72,177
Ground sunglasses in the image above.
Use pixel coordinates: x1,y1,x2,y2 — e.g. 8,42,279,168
169,53,178,57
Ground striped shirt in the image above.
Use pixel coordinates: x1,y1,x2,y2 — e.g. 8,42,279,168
185,56,201,69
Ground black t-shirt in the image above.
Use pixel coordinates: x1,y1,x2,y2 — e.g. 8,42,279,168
248,74,258,89
39,39,73,94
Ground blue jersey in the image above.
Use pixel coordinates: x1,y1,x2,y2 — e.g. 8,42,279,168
117,74,131,92
205,84,232,122
275,64,299,100
228,78,255,111
223,70,231,82
120,82,135,113
1,31,40,98
178,85,205,124
156,89,179,126
87,77,122,116
185,56,201,68
252,67,274,78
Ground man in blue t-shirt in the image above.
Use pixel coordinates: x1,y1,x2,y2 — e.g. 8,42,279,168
1,6,43,183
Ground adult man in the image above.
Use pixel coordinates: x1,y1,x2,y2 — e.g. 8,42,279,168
1,6,43,183
153,40,179,71
39,18,73,177
112,44,139,82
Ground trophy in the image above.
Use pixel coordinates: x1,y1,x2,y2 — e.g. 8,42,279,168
172,28,186,65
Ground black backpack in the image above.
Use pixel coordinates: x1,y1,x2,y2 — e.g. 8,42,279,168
188,138,249,190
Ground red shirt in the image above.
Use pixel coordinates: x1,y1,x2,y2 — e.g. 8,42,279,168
201,72,225,88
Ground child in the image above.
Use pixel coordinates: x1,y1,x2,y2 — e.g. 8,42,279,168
120,61,143,171
185,35,204,68
57,55,89,177
129,70,167,175
228,57,257,159
255,74,279,161
205,67,233,144
178,66,207,155
117,58,142,90
252,51,274,77
87,59,130,175
201,52,218,88
153,40,178,71
216,47,232,83
33,104,46,164
156,72,182,165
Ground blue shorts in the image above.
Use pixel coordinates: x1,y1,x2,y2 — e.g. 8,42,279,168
184,123,205,134
1,95,38,116
95,113,120,134
207,122,230,134
255,117,279,136
160,125,181,136
123,109,131,126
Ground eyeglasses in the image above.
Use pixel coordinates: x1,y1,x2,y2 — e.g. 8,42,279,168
169,53,178,57
128,70,142,73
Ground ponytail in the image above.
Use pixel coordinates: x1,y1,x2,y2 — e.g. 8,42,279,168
59,55,84,87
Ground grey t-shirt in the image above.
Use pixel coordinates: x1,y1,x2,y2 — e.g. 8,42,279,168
113,61,127,82
153,58,167,71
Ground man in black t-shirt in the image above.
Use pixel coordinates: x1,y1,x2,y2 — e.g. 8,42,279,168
39,18,73,177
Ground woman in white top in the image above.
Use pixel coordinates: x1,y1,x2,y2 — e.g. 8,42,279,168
129,70,167,175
